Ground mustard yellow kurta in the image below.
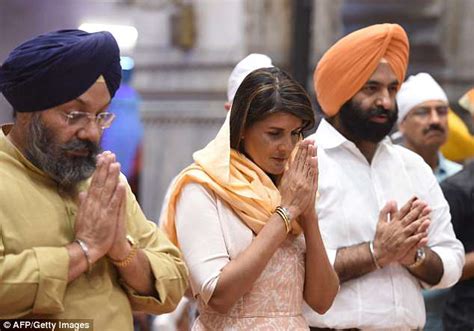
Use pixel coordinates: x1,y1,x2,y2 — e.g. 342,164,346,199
0,125,188,330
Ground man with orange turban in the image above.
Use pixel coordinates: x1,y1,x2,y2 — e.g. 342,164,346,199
303,24,464,330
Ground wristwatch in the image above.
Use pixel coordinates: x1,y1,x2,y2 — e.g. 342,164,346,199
408,247,426,269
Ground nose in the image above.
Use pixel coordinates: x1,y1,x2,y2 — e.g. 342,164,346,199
375,89,393,110
278,134,294,153
77,120,102,143
429,108,441,124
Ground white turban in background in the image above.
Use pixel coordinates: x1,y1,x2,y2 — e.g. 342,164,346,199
227,53,273,103
396,72,448,124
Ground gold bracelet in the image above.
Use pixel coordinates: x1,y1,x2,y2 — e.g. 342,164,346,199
274,206,291,233
110,235,138,268
276,210,290,233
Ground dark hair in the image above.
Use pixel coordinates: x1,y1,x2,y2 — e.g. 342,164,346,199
230,67,315,152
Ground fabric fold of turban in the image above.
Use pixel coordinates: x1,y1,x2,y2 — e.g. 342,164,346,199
314,23,409,117
0,29,121,112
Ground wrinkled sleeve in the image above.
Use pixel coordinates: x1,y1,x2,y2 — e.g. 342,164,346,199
325,248,337,267
0,225,69,318
174,183,230,305
121,183,189,314
420,170,465,290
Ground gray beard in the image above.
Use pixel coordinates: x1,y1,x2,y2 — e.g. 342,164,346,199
24,113,100,195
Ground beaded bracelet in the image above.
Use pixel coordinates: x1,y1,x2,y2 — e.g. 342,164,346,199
110,235,138,268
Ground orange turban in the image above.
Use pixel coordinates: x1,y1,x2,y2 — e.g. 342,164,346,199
314,23,410,117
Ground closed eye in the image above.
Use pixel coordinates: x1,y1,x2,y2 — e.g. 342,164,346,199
363,85,378,94
267,131,280,136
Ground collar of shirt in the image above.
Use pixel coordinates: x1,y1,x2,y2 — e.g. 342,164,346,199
434,151,462,182
0,124,50,179
315,118,393,161
0,124,89,191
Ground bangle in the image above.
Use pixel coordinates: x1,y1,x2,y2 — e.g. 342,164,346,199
75,239,92,274
110,235,138,268
369,241,381,269
274,206,291,233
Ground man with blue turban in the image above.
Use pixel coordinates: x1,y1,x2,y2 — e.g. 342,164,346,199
0,30,187,328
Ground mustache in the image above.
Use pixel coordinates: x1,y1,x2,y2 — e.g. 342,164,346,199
60,139,101,156
422,124,445,135
367,106,392,117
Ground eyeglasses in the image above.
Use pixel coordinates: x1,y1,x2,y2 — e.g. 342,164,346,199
410,106,449,119
62,111,115,129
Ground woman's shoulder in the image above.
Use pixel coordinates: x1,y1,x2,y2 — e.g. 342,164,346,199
179,181,217,201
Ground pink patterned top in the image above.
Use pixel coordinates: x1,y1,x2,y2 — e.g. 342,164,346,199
175,183,309,330
193,237,308,330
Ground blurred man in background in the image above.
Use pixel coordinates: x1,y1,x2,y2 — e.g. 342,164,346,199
440,160,474,330
396,72,462,182
101,56,144,197
396,72,462,330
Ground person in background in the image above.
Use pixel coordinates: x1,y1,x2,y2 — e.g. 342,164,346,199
303,23,464,330
162,67,339,330
224,53,273,111
101,56,144,196
0,29,188,329
440,160,474,330
396,72,462,182
396,72,463,330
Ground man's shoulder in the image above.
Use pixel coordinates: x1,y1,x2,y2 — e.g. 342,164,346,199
384,143,436,180
442,162,474,191
0,150,28,187
389,143,428,166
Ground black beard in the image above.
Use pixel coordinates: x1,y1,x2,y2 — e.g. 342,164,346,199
339,100,398,143
25,113,101,194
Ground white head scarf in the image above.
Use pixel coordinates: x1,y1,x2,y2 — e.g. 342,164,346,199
396,72,448,124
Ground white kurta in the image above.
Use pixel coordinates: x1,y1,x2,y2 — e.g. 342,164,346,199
303,119,464,330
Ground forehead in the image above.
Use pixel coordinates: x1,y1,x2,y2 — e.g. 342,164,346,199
76,82,111,107
57,81,111,112
366,62,398,85
411,99,448,110
254,111,303,128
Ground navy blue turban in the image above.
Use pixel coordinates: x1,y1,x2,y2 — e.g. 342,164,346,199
0,29,122,112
